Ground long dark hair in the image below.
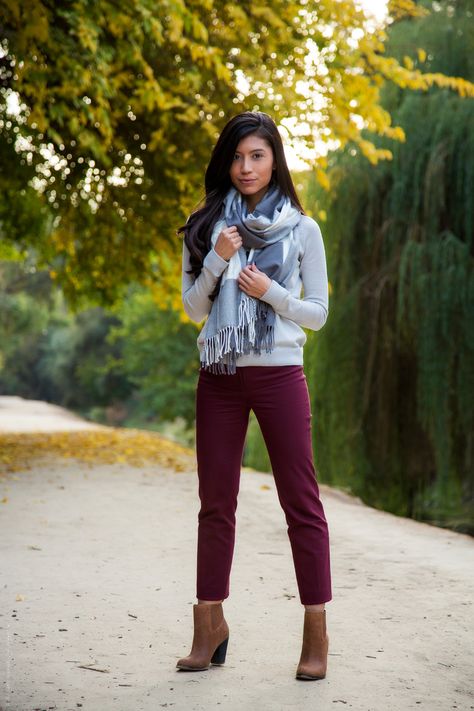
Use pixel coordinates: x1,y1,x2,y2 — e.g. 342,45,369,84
177,111,306,297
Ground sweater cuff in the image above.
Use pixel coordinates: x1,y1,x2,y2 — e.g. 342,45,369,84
203,247,229,277
259,279,289,309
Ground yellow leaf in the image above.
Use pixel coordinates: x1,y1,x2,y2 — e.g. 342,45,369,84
316,168,331,191
417,48,427,63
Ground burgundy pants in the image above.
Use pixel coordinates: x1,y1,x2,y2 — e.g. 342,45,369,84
195,365,332,606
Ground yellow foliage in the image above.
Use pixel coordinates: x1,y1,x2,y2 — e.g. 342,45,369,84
191,15,208,43
0,430,195,475
147,238,189,318
417,48,427,63
384,125,406,142
316,168,331,191
388,0,429,20
357,139,381,165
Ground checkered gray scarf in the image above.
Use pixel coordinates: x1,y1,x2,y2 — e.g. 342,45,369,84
200,184,302,374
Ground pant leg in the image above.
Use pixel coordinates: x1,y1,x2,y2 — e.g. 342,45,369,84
195,368,250,600
246,365,332,605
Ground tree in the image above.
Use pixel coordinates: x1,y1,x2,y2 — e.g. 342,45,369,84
1,0,473,303
106,286,199,427
303,0,474,532
0,259,200,433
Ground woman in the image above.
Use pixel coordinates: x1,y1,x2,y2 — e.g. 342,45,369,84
176,111,332,680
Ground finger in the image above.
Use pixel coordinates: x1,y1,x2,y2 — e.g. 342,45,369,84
238,274,252,286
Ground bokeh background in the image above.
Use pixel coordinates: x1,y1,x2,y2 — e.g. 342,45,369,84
1,0,473,532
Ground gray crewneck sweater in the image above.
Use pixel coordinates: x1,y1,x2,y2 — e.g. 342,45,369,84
181,214,329,366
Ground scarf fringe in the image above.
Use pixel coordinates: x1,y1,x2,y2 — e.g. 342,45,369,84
200,306,275,375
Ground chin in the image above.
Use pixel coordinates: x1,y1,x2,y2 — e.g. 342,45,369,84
240,187,260,195
241,184,268,195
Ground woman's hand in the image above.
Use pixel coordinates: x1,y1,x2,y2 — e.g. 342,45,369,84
238,263,272,299
214,226,242,261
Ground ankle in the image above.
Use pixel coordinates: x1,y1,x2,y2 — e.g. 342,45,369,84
304,604,325,612
197,599,223,605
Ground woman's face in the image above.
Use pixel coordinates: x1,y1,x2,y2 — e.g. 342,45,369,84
229,134,276,212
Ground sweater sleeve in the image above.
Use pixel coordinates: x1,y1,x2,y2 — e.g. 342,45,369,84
259,217,329,331
181,239,230,323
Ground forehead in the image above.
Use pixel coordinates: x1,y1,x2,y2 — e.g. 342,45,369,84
234,135,270,152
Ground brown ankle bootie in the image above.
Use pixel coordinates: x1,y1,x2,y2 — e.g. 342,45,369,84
296,609,329,680
176,602,229,671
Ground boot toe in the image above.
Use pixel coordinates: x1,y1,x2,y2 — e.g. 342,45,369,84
176,660,209,671
296,664,326,680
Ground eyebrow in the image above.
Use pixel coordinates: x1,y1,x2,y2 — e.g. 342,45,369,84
234,148,267,154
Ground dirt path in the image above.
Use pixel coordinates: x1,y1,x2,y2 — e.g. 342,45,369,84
0,396,107,433
0,396,473,711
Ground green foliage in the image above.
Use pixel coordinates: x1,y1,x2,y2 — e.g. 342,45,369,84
0,262,198,430
243,412,272,473
107,287,199,426
0,261,52,390
303,1,474,532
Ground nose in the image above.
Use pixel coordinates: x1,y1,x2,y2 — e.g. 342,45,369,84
240,157,252,174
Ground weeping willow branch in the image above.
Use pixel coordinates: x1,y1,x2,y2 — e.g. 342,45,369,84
304,1,474,533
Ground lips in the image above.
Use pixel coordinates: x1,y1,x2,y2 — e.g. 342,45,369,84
240,179,256,183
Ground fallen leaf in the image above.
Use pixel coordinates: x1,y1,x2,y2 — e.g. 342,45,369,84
0,429,194,475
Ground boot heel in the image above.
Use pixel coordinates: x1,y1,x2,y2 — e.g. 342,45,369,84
211,636,229,665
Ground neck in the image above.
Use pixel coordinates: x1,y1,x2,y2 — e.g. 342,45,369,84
244,185,271,213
